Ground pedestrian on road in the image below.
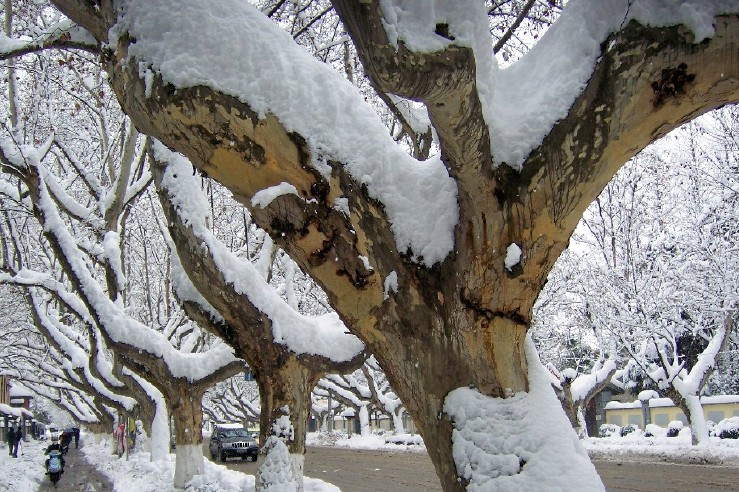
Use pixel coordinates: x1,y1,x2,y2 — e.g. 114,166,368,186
73,427,80,448
6,426,15,456
11,425,21,457
60,429,73,453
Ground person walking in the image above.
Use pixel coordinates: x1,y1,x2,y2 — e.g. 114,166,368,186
6,426,15,457
11,425,21,457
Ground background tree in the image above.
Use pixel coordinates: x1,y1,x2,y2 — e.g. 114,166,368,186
534,106,739,443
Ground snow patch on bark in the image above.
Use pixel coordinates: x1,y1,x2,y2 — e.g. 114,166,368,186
251,182,299,209
256,437,302,492
443,336,605,491
383,271,398,300
504,243,522,271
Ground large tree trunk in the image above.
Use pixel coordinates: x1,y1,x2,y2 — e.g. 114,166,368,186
88,419,114,446
170,390,206,489
255,360,322,491
372,318,531,491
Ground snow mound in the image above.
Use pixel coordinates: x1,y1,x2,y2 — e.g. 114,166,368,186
256,437,299,491
443,336,604,491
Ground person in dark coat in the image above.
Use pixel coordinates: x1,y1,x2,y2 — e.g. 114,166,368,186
72,427,80,448
6,427,15,456
11,425,21,457
60,429,73,452
44,435,65,473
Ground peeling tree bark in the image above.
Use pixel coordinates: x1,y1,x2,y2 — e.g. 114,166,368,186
49,1,739,489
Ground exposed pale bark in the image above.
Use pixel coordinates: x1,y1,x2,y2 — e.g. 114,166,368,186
48,1,739,489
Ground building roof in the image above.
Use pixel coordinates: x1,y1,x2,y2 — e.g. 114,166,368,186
9,382,34,399
0,403,33,419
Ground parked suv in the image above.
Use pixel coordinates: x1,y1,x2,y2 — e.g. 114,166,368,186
209,425,259,462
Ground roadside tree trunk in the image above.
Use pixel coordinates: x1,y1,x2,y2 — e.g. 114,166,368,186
170,389,206,489
151,152,366,491
88,420,113,446
255,360,322,491
561,361,618,438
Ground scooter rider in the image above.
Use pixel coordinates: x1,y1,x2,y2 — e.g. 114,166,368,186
44,435,65,474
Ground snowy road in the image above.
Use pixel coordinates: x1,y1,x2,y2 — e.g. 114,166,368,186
37,443,113,492
205,441,739,491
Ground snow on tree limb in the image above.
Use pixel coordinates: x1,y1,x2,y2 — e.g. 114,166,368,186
152,141,365,363
0,18,98,60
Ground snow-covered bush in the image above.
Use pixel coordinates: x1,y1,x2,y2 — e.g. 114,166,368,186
620,424,638,437
716,417,739,439
383,433,423,446
645,424,666,438
599,424,620,438
667,421,684,437
319,431,347,446
706,420,718,437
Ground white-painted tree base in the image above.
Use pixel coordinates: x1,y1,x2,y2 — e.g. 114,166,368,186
173,444,204,489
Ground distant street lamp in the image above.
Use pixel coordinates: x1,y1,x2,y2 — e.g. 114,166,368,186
639,390,658,430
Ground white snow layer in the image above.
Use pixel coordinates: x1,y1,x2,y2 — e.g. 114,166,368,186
30,151,240,382
504,243,522,271
257,437,300,491
110,0,733,265
444,336,604,491
251,182,300,209
570,359,617,403
113,0,458,267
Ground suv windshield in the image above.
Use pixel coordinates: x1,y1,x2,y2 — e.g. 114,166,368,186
218,428,251,438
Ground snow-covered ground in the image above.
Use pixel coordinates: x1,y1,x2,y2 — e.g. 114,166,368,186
0,438,47,492
584,431,739,466
2,431,738,491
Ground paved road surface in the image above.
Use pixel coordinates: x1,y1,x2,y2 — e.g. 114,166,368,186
206,441,739,491
37,443,113,492
594,459,739,492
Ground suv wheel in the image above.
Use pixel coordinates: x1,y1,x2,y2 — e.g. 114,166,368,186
219,449,227,462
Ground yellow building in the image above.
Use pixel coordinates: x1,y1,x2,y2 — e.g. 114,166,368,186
605,395,739,428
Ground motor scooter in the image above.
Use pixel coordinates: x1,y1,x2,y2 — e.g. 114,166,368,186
46,449,64,486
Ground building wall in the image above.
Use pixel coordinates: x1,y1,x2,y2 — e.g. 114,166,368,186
606,400,739,428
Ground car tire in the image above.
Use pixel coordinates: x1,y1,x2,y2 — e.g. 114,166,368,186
251,454,257,462
219,450,227,463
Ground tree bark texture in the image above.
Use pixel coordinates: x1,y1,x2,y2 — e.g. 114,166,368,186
49,1,739,490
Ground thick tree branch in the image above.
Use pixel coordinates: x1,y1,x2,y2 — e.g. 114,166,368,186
524,16,739,238
331,0,493,181
49,0,110,43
